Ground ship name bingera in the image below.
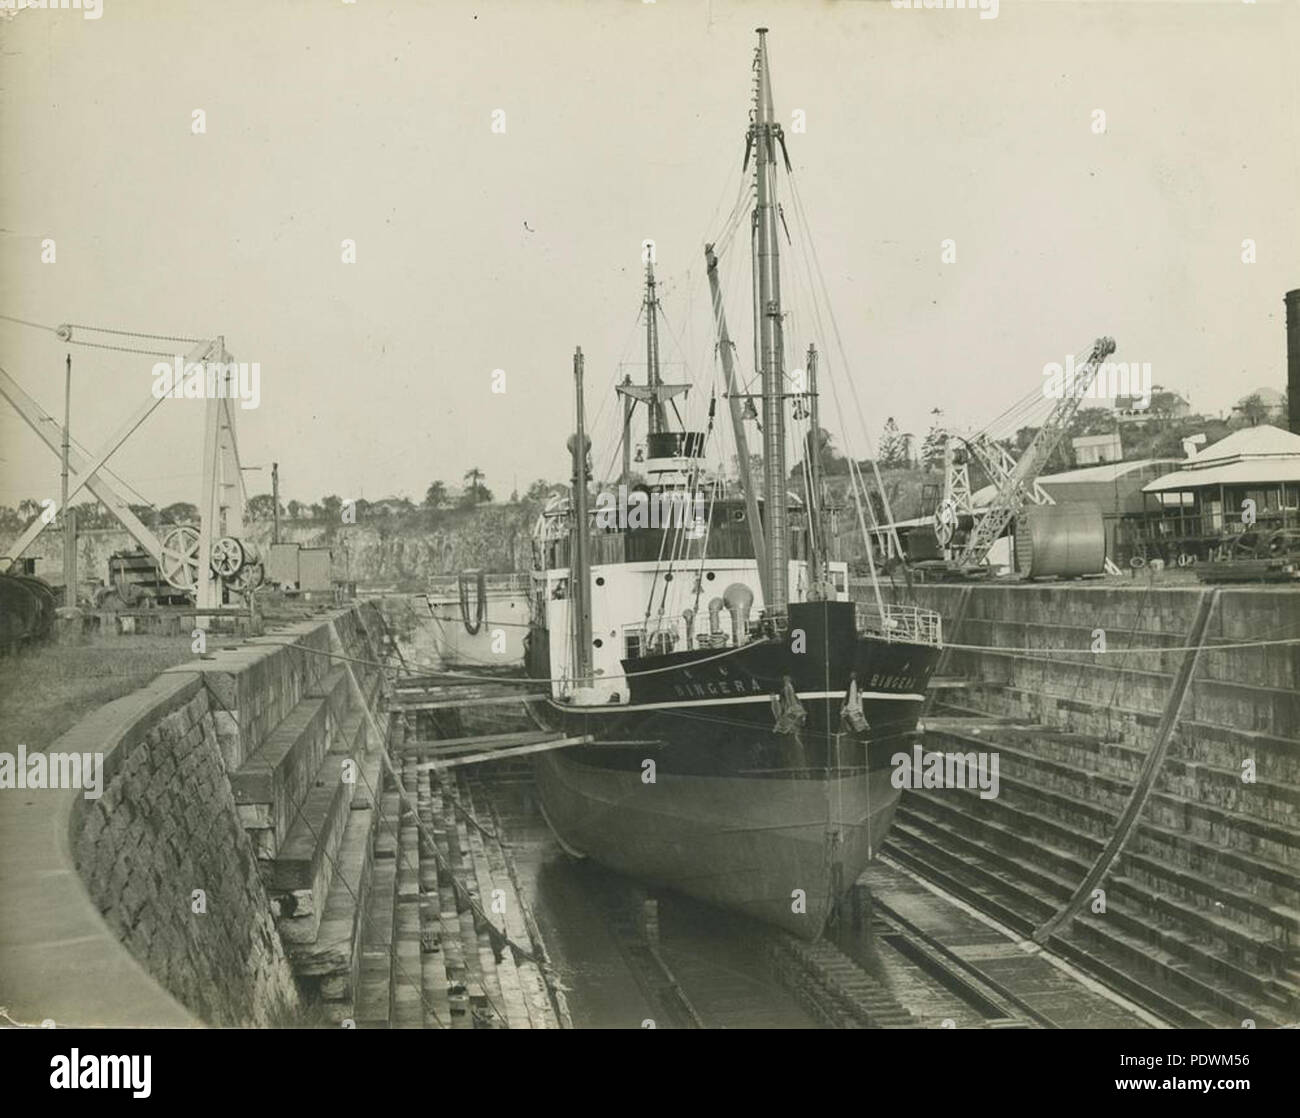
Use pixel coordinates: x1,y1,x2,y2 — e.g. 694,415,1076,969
524,29,943,939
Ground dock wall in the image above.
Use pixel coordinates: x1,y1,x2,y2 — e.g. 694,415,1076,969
871,580,1300,1022
0,602,387,1028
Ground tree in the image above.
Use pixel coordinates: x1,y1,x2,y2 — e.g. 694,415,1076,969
17,498,40,522
320,495,343,521
160,501,199,525
1067,408,1117,439
877,417,908,469
461,468,491,507
921,409,946,470
424,481,448,509
803,427,850,477
1237,393,1269,427
246,493,279,521
287,499,302,520
71,500,111,529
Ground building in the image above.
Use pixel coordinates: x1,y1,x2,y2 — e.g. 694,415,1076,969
1135,424,1300,561
1114,385,1191,427
1071,431,1123,466
1234,386,1287,424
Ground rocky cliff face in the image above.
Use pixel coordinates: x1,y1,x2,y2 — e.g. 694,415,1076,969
3,505,537,589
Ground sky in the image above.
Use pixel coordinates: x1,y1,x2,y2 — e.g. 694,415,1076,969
1,0,1297,513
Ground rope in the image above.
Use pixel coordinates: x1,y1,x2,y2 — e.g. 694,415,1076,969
459,570,487,636
0,312,56,333
60,323,206,344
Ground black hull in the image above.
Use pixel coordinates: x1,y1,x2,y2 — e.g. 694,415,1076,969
526,599,940,936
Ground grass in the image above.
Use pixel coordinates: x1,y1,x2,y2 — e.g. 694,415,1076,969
0,632,196,752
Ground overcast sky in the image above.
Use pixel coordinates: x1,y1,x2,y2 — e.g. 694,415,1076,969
1,0,1296,512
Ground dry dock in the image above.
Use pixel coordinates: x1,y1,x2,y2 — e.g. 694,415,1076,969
2,581,1296,1029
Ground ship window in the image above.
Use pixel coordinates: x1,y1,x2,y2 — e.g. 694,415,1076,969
595,576,605,586
705,571,716,581
593,638,604,649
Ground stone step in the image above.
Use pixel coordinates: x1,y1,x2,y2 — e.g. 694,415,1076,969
916,747,1300,949
929,720,1300,891
231,696,332,857
904,793,1299,1007
355,858,398,1029
374,792,400,860
267,761,356,945
288,799,374,996
392,903,425,1029
307,664,355,730
463,776,558,1029
891,810,1283,1026
292,736,384,996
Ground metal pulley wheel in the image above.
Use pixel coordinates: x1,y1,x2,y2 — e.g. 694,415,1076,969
933,498,958,547
210,536,246,578
230,562,265,593
160,525,201,590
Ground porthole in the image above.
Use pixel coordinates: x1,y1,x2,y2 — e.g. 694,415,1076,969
595,576,605,586
593,638,604,648
705,571,716,581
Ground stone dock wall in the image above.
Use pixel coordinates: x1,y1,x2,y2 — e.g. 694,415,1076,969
0,601,387,1028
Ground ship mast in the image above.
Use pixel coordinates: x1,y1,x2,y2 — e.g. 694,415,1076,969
805,342,831,599
644,262,666,436
616,257,689,481
751,28,789,615
570,347,593,688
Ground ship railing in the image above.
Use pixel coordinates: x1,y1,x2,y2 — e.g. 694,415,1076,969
621,617,699,659
426,572,531,596
856,602,944,647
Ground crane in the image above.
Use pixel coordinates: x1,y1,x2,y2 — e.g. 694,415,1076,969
932,337,1117,572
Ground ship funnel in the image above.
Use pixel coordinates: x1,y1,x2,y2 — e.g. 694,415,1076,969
708,597,725,639
723,583,754,645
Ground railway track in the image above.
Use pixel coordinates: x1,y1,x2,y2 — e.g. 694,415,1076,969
868,891,1042,1028
880,824,1194,1028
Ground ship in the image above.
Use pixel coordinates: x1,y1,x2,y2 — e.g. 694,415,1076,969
524,28,943,939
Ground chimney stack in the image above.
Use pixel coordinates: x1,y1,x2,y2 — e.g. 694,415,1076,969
1287,289,1300,435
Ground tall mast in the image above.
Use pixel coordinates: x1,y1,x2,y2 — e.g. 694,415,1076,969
570,347,593,688
805,342,830,598
616,256,688,474
751,28,789,614
644,262,666,436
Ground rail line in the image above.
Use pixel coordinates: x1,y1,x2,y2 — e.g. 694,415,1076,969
869,888,1044,1028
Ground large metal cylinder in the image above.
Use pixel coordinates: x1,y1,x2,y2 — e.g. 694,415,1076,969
1014,504,1106,579
1286,288,1300,436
